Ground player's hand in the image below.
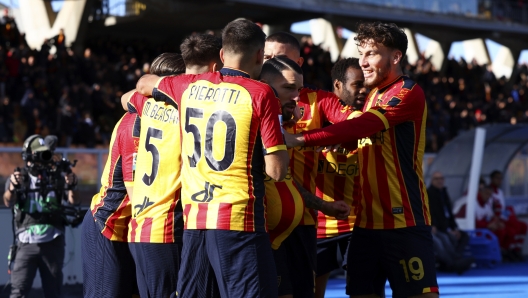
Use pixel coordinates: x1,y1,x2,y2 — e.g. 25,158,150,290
282,106,302,129
316,144,341,153
283,132,304,148
321,201,350,220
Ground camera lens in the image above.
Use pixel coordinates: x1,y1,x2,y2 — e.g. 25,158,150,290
38,150,53,162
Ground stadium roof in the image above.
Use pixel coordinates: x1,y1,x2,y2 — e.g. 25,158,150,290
90,0,528,49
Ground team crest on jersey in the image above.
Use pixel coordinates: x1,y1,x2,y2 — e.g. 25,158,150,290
299,107,305,118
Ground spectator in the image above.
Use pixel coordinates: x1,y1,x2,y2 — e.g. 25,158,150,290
489,170,527,262
0,10,527,150
428,171,473,273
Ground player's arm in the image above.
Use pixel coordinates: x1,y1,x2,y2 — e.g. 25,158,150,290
136,74,161,97
294,180,350,220
259,89,289,181
121,89,136,111
264,152,289,181
287,87,424,147
318,90,352,124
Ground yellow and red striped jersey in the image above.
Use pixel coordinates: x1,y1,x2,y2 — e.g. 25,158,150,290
303,76,431,229
90,112,140,241
155,68,286,232
127,92,182,243
289,87,352,225
265,149,305,249
315,149,358,238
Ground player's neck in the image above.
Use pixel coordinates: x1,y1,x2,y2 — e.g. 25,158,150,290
186,65,211,75
222,59,256,79
376,69,403,89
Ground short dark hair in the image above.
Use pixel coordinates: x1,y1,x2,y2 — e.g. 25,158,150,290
490,170,502,179
180,33,222,67
222,19,266,56
260,56,303,81
150,53,185,76
266,32,300,52
331,58,361,85
354,22,407,57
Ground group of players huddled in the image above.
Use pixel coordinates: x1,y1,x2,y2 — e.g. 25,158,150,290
82,18,439,298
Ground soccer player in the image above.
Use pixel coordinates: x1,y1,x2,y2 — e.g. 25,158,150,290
135,19,289,298
124,52,186,298
124,34,223,298
82,90,141,296
314,57,367,298
264,32,351,298
260,56,305,251
285,22,439,298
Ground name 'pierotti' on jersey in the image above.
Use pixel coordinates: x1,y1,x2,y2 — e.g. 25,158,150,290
303,76,431,230
153,68,286,232
126,92,182,243
315,149,358,239
288,88,351,225
265,148,305,249
90,112,140,241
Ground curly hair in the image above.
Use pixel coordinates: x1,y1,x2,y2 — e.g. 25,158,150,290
354,22,407,56
331,58,360,85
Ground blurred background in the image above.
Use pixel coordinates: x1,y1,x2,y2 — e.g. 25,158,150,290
0,0,527,297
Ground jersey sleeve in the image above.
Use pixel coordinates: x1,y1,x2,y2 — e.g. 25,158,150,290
256,88,287,154
366,86,425,130
127,92,148,116
118,115,138,185
152,75,192,106
303,112,386,146
318,90,352,124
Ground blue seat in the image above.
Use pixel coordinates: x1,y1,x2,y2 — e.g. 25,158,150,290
465,229,502,268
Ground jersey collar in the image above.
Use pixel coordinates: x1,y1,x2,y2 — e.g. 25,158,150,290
220,67,250,78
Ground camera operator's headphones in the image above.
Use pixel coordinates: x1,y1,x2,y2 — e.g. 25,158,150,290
21,134,52,162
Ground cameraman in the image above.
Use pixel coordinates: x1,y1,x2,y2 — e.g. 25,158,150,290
3,135,79,298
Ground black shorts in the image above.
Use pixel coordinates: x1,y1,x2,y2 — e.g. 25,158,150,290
346,226,439,298
177,229,276,298
128,241,181,298
82,212,138,298
316,232,352,276
273,225,317,297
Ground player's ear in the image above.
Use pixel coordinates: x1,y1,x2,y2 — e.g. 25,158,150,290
219,48,225,64
297,57,304,67
210,61,219,72
333,79,341,92
256,48,264,66
393,50,403,65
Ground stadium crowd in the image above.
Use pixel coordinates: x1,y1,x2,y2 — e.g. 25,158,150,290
1,12,528,152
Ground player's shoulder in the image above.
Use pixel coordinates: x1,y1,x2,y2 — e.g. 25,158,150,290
388,76,424,99
226,75,276,99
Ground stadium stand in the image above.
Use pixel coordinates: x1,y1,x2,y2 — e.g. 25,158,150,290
0,12,527,153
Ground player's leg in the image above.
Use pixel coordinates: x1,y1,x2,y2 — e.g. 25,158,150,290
206,230,277,298
273,239,293,298
346,227,385,298
82,211,138,298
129,241,180,298
315,235,343,298
382,226,439,298
177,229,219,298
284,225,317,298
9,242,39,298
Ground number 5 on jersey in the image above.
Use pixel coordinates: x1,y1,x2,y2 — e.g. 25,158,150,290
142,127,162,185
